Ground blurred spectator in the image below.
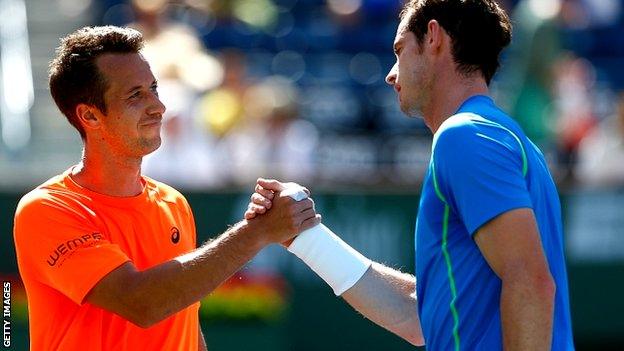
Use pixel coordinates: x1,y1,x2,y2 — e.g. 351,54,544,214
575,92,624,188
223,76,319,185
495,0,563,148
197,49,249,138
562,0,621,29
127,0,223,91
128,0,228,187
95,0,624,191
142,80,227,188
553,54,598,183
210,0,281,34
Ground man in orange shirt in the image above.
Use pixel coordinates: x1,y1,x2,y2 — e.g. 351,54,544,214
13,26,320,350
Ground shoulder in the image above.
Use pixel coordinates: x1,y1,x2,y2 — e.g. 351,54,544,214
434,112,523,156
433,113,485,154
15,189,47,219
15,173,76,217
14,174,95,246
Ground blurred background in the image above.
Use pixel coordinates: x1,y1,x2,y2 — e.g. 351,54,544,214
0,0,623,349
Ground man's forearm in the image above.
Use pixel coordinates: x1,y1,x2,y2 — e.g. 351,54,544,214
500,275,555,350
87,187,319,327
341,263,424,346
126,221,266,326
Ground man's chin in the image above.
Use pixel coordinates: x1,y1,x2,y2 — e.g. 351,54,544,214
140,137,162,156
400,103,423,119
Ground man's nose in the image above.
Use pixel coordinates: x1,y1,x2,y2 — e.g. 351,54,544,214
386,63,398,85
148,93,166,116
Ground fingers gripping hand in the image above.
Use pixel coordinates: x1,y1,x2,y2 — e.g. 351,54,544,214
244,179,310,220
257,178,310,196
244,185,274,220
245,180,320,245
244,182,276,220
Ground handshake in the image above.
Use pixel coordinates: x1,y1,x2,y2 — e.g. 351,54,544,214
242,178,371,296
242,178,319,246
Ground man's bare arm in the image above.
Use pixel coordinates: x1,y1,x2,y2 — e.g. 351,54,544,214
248,179,424,346
474,208,555,351
85,194,320,328
341,263,424,346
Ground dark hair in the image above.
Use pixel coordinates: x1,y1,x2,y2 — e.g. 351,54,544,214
400,0,512,84
48,26,144,139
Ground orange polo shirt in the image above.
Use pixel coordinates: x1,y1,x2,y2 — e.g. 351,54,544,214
13,168,199,350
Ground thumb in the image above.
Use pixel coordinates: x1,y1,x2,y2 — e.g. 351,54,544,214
257,178,286,192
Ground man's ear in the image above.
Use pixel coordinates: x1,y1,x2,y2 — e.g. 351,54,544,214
75,104,101,130
426,19,445,53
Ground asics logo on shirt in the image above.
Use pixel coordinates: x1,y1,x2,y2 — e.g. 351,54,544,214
170,227,180,244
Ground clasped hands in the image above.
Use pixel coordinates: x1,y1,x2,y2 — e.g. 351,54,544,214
243,178,321,246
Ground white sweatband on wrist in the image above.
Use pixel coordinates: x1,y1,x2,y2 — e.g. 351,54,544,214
282,186,372,296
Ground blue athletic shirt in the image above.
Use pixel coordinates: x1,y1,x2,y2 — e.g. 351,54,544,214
414,95,574,350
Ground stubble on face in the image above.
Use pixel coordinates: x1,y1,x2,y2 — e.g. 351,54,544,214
403,53,432,119
96,53,164,158
392,15,433,119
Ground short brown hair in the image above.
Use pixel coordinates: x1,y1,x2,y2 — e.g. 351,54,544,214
400,0,512,84
49,26,144,139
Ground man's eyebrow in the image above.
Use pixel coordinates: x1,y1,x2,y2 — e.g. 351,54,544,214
124,80,158,94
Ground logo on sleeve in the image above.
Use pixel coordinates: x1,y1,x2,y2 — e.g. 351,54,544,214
47,232,104,267
171,227,180,244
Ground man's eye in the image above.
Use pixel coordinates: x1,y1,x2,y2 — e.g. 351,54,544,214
150,85,159,95
129,91,140,99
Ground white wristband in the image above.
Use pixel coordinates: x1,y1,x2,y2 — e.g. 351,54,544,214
282,186,372,295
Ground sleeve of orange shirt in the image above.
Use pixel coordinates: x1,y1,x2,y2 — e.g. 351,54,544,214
14,190,131,305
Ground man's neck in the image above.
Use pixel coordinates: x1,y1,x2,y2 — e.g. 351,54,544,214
423,74,490,134
71,144,144,197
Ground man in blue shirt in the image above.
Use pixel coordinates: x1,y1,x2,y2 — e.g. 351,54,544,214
414,95,574,350
247,0,574,349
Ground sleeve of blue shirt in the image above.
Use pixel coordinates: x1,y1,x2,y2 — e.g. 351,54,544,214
432,115,533,235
